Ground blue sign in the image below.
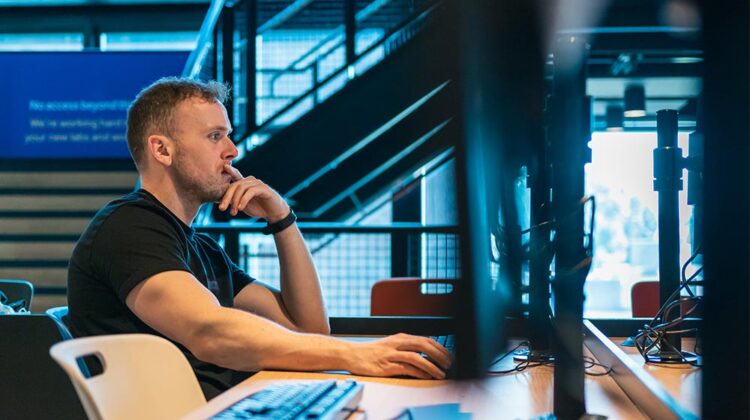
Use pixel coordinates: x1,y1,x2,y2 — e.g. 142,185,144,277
0,51,189,158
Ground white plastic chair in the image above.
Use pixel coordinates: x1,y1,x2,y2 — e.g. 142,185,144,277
49,334,206,420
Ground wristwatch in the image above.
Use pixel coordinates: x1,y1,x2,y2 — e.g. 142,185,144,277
261,209,297,235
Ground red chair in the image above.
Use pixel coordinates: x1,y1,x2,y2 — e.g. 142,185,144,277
370,277,456,316
631,280,700,318
631,281,661,317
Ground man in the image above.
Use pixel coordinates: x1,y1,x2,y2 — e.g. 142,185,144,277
68,77,450,399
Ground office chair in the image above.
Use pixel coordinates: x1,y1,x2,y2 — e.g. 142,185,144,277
631,280,700,318
50,334,206,420
0,279,34,311
46,305,72,329
370,277,456,316
0,314,86,420
631,281,660,317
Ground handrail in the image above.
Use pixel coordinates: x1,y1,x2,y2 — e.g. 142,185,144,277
183,0,226,78
272,0,396,75
196,223,458,234
265,0,432,96
257,0,315,34
244,2,441,146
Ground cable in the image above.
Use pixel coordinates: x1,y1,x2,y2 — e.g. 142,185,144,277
583,356,613,376
486,341,612,376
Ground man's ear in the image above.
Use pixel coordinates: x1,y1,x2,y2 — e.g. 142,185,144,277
146,134,174,167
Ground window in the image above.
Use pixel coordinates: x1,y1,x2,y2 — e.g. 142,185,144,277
584,131,695,318
99,32,198,51
0,33,83,51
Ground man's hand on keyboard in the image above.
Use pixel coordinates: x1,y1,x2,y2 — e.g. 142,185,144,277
347,333,452,379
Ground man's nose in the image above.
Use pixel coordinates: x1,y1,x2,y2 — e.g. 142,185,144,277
223,137,238,160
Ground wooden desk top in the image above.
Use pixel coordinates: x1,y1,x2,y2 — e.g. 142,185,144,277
184,344,646,420
614,337,701,416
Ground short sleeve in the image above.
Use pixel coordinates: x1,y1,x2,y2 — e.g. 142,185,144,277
229,259,255,297
90,206,191,302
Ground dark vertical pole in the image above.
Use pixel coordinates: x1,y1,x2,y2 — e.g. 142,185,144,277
700,0,749,418
654,109,683,355
527,90,552,357
223,232,240,263
243,0,258,133
550,35,589,420
222,4,235,125
391,180,422,278
85,26,100,50
344,0,356,66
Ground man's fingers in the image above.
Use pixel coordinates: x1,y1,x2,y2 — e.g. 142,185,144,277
218,181,241,211
393,336,452,370
235,187,263,215
391,351,445,379
224,163,243,181
389,362,431,379
230,182,265,215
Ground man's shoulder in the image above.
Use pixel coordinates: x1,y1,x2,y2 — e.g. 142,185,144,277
79,190,180,245
96,190,173,227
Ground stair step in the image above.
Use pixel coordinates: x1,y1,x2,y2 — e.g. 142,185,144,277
0,211,97,218
31,294,68,313
0,234,80,242
0,260,69,268
0,187,133,195
0,194,119,211
0,171,137,188
0,267,68,286
0,242,76,260
0,217,91,234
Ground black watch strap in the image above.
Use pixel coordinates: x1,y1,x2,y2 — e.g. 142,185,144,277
262,209,297,235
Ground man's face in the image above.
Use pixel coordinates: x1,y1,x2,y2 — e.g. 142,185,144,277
169,97,238,203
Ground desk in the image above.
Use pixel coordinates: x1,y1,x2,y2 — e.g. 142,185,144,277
184,343,645,419
615,337,701,416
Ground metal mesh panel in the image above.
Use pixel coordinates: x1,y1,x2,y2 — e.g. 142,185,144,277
249,0,438,137
422,232,460,279
256,0,345,126
355,0,432,54
239,229,458,316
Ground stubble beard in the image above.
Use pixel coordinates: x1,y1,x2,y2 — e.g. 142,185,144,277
173,157,228,205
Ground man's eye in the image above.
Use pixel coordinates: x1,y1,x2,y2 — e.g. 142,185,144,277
209,133,221,141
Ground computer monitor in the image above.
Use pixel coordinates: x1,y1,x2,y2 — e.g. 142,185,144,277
449,0,545,379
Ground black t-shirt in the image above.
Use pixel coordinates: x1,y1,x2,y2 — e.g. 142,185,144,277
68,189,255,399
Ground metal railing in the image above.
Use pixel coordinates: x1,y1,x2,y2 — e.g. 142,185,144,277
196,223,460,316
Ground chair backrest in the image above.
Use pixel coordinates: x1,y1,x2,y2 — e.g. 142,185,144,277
631,281,661,317
371,277,456,316
0,314,86,420
0,279,34,311
49,334,206,420
631,280,700,318
46,305,72,331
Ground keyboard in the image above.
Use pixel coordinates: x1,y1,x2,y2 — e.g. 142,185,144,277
431,334,455,353
210,380,363,420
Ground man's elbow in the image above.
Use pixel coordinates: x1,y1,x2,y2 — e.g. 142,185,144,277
305,319,331,336
315,322,331,336
183,320,239,367
291,318,330,336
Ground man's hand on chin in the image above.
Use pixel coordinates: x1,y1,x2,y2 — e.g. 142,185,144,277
217,163,290,221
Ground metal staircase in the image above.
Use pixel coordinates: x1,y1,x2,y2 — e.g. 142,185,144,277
189,0,457,223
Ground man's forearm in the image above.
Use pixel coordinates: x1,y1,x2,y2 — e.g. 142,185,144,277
273,224,329,334
195,307,347,372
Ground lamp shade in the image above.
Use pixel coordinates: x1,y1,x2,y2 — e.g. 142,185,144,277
624,84,646,117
